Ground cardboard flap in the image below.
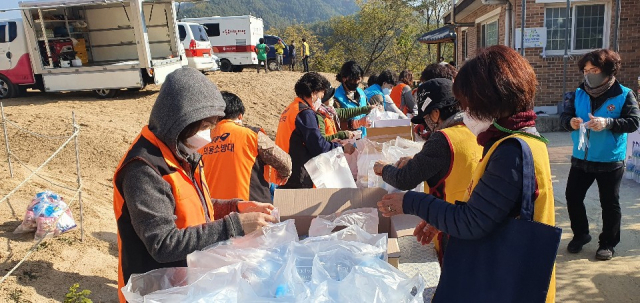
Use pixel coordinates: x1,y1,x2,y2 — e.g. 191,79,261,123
390,214,424,238
387,237,400,258
274,188,390,234
367,126,412,142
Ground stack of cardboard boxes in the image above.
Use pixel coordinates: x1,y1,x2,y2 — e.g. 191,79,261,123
74,38,88,64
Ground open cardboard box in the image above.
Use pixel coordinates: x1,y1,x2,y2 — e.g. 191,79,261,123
273,188,402,267
367,125,413,143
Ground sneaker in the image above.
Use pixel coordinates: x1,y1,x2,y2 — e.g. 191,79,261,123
596,246,615,260
567,234,592,253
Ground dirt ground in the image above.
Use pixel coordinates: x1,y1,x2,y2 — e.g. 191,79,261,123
0,70,637,302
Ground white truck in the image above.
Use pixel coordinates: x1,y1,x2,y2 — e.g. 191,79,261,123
182,15,263,72
0,0,186,99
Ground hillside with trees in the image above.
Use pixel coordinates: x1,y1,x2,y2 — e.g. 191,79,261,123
179,0,359,29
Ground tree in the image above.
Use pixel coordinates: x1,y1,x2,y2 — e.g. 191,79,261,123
266,24,335,72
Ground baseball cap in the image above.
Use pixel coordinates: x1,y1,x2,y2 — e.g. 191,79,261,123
411,78,457,124
322,87,335,103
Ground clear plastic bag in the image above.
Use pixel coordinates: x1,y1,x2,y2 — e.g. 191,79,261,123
308,207,379,237
578,123,589,151
121,264,243,303
304,148,357,188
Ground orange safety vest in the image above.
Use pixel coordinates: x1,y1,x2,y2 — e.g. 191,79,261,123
390,83,409,114
322,115,338,137
200,120,271,202
113,126,214,303
428,125,482,261
463,134,556,303
275,97,310,154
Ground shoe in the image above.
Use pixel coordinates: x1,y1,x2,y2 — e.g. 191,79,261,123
567,234,592,253
596,246,615,260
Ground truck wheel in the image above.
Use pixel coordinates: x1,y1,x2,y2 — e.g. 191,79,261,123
267,60,278,71
0,75,16,99
220,59,233,72
232,66,244,72
94,89,120,99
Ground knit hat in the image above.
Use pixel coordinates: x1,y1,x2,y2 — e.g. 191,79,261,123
411,78,457,124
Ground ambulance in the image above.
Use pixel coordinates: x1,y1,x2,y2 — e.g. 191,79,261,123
182,15,263,72
0,0,187,99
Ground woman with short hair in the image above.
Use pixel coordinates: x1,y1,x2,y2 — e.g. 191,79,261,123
378,45,558,302
560,49,640,260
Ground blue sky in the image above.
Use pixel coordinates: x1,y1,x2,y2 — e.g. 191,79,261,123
0,0,23,19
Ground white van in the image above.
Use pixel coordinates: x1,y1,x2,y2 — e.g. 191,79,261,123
177,22,215,72
0,0,184,99
182,15,263,72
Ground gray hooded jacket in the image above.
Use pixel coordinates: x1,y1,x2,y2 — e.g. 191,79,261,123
115,68,243,277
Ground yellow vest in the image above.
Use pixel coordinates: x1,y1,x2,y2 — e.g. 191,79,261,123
463,134,556,303
428,125,482,257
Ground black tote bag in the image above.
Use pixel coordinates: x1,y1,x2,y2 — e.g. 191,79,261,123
433,138,562,303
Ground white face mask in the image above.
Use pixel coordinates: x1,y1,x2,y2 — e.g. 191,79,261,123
327,98,335,107
382,87,392,95
313,98,322,111
463,112,493,136
183,129,211,153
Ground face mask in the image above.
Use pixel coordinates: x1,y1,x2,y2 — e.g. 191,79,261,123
463,112,493,136
382,87,392,95
345,81,359,91
313,98,322,111
584,73,607,88
183,129,211,153
327,98,335,107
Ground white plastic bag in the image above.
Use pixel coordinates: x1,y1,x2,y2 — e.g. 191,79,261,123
308,207,379,237
122,264,243,303
304,148,357,188
367,107,400,124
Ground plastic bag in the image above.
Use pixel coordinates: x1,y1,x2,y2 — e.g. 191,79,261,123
304,148,357,188
355,139,385,188
368,107,400,123
14,191,77,239
578,123,589,151
308,208,379,237
122,264,243,303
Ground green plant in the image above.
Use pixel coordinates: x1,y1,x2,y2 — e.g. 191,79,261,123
64,283,92,303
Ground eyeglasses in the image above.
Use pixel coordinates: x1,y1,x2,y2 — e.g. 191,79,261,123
583,67,601,74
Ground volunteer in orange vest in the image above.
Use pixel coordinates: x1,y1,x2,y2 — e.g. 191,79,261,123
274,72,355,188
378,46,557,302
390,69,416,115
113,68,276,303
373,78,482,263
316,86,375,142
201,92,292,202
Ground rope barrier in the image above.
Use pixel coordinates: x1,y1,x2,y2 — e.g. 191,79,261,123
0,189,81,285
9,151,78,192
0,128,79,206
4,119,73,140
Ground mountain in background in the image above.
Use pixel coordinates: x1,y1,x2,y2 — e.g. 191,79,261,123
178,0,359,29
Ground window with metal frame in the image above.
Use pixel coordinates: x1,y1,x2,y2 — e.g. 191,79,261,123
544,4,606,52
462,30,468,60
482,20,499,48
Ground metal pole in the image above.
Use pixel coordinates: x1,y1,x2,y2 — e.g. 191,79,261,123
1,103,14,178
72,112,84,242
563,0,570,98
521,0,526,56
613,0,621,52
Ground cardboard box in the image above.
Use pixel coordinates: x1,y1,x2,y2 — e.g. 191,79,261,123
367,125,413,143
372,119,411,128
273,188,401,266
